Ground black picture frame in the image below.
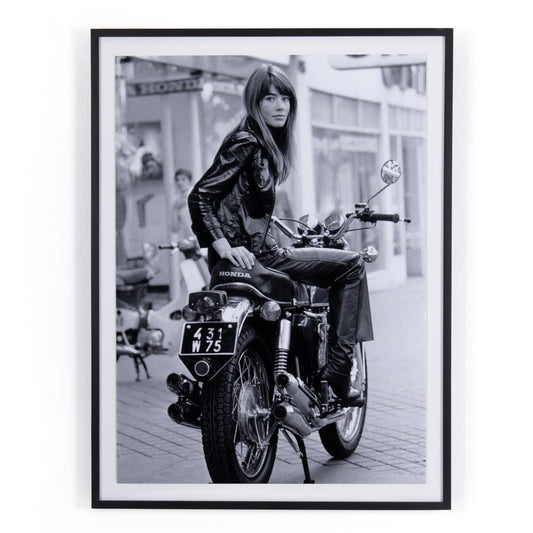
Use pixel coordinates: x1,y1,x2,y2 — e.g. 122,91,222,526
92,28,453,509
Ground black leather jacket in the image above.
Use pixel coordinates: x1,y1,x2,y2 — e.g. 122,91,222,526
188,126,279,255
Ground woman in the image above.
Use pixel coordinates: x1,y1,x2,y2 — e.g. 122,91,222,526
188,64,373,406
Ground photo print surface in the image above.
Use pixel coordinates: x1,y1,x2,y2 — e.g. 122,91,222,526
93,29,452,508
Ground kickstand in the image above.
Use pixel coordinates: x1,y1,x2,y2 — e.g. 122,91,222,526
280,429,314,484
296,436,315,484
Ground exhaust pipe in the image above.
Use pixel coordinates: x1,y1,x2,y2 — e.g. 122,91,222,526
167,373,202,429
272,402,312,437
167,401,201,429
276,372,320,416
166,372,195,396
275,372,350,431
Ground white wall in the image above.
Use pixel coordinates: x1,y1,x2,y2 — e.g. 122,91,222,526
3,2,533,533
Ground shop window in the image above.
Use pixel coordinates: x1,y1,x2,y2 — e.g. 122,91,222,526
312,127,384,272
333,96,358,126
390,134,426,275
410,109,425,133
389,136,403,256
389,105,426,134
359,100,381,128
201,91,244,167
313,91,381,129
310,91,334,124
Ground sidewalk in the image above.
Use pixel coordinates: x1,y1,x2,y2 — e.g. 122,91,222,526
117,277,426,484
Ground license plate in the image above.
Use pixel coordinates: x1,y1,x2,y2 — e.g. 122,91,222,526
180,322,238,356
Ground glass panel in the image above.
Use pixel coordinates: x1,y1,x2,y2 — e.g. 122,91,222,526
311,90,333,124
400,108,410,129
201,91,243,167
402,137,426,276
389,135,403,256
389,105,426,133
333,95,358,126
312,127,383,272
410,109,426,133
389,106,399,131
359,100,381,128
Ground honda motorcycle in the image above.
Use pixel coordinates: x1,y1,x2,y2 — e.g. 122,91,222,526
116,237,209,380
166,160,409,483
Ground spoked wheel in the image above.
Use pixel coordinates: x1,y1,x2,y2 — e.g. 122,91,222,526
319,343,368,459
201,326,277,483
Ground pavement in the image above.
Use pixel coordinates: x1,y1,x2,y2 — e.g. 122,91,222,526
116,277,426,484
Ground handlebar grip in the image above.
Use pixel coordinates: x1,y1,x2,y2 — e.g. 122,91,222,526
158,244,175,249
368,213,400,223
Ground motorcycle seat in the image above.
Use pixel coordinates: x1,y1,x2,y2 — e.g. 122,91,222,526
116,266,154,286
209,258,302,304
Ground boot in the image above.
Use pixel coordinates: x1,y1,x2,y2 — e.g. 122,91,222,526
324,267,370,407
320,365,362,407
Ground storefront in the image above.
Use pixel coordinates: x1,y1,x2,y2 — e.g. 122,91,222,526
115,54,426,292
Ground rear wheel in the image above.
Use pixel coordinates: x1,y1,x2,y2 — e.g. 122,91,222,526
201,326,277,483
319,343,368,459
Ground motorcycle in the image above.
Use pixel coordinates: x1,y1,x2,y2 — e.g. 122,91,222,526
166,160,409,483
116,237,209,381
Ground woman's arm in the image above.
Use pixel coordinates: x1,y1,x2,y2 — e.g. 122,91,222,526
188,131,258,269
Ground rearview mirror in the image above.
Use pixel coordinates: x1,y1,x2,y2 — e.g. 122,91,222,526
380,160,402,185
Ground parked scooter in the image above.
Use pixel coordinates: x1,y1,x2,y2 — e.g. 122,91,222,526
166,160,410,483
116,237,209,380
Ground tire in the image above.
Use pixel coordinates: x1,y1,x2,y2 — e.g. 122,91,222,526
200,326,278,483
319,343,368,459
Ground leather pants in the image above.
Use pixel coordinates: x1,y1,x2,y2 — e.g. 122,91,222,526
258,247,374,372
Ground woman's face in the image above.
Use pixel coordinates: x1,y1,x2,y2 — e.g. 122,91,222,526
259,85,290,128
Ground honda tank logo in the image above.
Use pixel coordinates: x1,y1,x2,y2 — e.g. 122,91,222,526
219,271,252,279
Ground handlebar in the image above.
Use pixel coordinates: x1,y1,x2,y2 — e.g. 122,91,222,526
158,237,200,252
272,208,409,247
270,216,300,239
363,212,400,223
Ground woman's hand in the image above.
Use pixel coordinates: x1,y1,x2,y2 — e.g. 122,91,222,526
221,247,256,270
212,238,255,270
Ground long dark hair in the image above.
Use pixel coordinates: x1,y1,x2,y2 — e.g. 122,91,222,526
240,64,297,183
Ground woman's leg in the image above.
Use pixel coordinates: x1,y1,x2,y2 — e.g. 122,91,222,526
259,248,373,404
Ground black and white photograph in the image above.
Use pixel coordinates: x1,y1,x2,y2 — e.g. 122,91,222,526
93,29,451,508
10,0,533,530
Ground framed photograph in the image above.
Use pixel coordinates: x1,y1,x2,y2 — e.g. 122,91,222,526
92,28,452,509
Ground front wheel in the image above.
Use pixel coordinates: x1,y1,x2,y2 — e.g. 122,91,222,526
319,343,368,459
200,326,277,483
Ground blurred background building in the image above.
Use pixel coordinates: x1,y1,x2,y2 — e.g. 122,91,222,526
115,54,426,295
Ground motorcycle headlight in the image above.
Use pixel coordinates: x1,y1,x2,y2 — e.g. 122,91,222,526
260,301,282,321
